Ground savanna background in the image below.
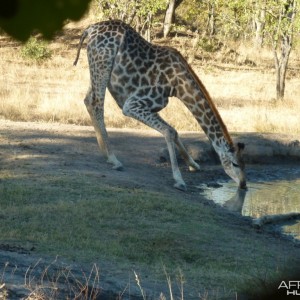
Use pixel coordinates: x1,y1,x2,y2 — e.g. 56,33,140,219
0,0,300,299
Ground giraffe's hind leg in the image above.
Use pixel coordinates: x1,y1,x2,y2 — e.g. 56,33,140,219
123,97,187,191
174,137,201,172
85,47,124,171
84,88,123,171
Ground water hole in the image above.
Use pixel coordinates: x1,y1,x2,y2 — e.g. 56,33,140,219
198,165,300,241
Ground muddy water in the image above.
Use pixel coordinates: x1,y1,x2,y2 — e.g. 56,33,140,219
198,165,300,241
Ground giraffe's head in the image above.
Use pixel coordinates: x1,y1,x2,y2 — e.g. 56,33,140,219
220,142,246,189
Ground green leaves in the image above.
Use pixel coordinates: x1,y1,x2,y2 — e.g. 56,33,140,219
97,0,167,23
137,0,167,17
20,36,52,62
0,0,92,41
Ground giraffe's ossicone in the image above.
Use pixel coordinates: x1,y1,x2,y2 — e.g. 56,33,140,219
74,20,246,190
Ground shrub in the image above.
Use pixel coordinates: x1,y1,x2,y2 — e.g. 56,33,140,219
21,36,52,62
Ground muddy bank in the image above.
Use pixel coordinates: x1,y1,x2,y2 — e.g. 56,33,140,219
160,132,300,164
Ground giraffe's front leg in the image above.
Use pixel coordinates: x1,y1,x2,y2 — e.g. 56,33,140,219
164,132,187,191
123,97,187,191
84,90,123,171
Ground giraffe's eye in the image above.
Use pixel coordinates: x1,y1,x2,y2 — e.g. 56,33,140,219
232,162,239,168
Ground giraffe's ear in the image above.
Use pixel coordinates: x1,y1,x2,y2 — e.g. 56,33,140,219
237,142,245,151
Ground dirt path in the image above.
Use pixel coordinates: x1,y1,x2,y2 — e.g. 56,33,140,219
1,120,300,299
0,120,234,196
1,120,299,191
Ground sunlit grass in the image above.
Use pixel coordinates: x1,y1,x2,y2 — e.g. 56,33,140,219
1,31,300,134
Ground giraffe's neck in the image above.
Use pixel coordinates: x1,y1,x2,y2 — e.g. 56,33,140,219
175,58,233,154
191,81,232,152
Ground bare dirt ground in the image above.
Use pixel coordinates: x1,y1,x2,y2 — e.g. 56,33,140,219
1,120,299,189
1,120,300,299
0,120,237,197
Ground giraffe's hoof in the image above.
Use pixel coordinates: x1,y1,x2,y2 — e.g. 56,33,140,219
189,163,200,172
112,164,123,171
174,182,187,192
107,154,123,171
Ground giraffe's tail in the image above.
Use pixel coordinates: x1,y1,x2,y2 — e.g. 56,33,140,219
73,29,89,66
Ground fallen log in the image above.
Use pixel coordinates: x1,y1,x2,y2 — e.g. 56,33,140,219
252,212,300,229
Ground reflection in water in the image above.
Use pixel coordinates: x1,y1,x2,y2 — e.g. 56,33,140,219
198,176,300,241
223,188,247,213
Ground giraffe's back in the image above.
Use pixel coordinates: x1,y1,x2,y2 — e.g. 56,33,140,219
86,20,184,109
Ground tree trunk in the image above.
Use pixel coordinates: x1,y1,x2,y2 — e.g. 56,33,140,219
253,6,266,48
207,2,216,37
141,13,152,42
273,35,292,100
163,0,184,37
163,0,176,38
188,31,200,64
272,0,296,100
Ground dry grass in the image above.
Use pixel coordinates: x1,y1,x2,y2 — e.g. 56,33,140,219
0,22,300,134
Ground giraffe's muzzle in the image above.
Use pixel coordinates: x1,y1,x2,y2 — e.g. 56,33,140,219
239,179,247,190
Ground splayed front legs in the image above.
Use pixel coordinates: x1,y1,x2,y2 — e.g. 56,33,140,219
123,96,200,191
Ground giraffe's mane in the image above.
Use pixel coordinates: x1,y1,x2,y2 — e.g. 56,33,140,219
171,48,233,147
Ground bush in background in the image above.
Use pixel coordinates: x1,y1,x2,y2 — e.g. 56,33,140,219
21,37,52,62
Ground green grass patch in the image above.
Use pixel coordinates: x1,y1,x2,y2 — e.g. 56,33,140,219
0,170,299,297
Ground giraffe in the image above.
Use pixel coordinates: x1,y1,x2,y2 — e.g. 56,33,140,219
73,20,246,191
